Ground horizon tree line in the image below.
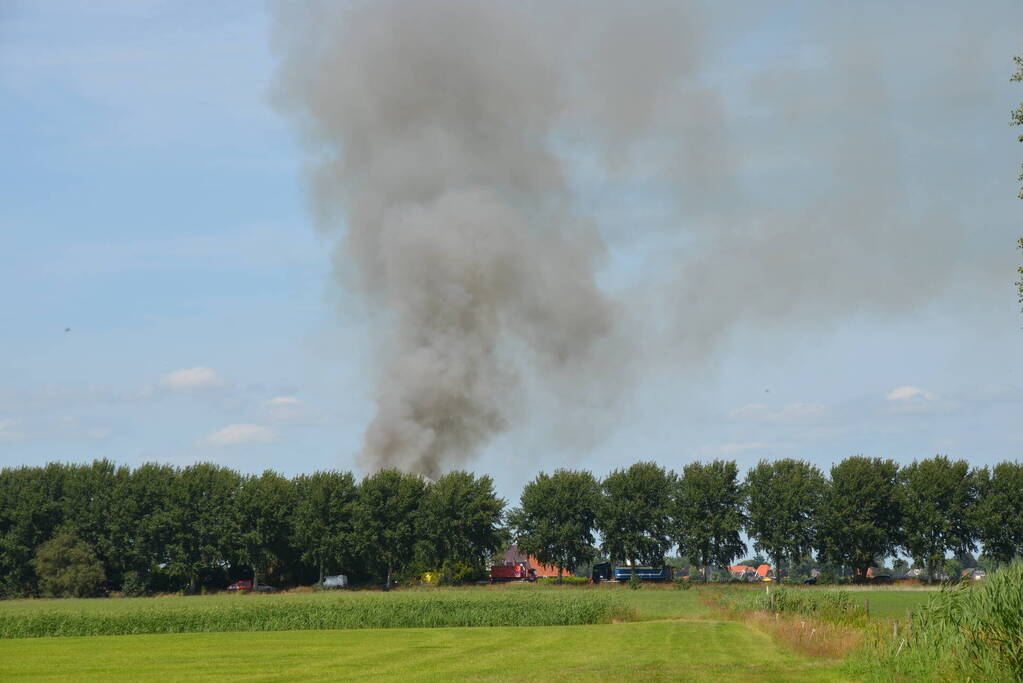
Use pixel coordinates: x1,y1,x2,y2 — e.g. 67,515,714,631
1,455,1022,597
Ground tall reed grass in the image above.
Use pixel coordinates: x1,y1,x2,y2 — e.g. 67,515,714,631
856,562,1023,681
716,586,869,627
0,589,632,638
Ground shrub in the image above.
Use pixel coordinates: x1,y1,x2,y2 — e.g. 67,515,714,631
628,574,642,590
673,577,691,590
536,576,588,585
717,587,868,627
31,533,105,598
122,572,151,598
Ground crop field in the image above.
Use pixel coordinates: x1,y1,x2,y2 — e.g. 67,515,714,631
0,587,630,638
0,584,949,681
0,586,849,682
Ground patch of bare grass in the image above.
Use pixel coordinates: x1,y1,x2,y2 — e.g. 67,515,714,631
743,611,862,660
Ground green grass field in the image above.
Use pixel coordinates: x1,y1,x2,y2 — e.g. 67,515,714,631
0,585,936,681
0,589,848,682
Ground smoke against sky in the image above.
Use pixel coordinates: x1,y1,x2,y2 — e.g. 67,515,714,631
2,0,1022,490
272,0,1020,477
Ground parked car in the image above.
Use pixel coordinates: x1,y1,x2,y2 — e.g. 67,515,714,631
802,577,817,585
871,575,893,584
253,584,278,592
227,580,253,591
322,575,349,589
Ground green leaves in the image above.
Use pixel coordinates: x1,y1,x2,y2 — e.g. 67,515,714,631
598,463,675,570
744,459,824,572
417,471,505,578
354,469,427,584
973,462,1023,564
511,469,600,577
898,456,978,583
32,533,105,598
815,456,901,580
674,460,745,578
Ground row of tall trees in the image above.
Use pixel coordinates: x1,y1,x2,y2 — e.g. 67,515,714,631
2,456,1022,596
512,457,1023,584
0,462,503,597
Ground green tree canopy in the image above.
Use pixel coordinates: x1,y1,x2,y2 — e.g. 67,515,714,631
58,460,133,585
509,469,600,580
121,463,178,593
236,471,296,588
674,460,746,581
291,470,358,584
417,470,505,580
974,462,1023,565
898,456,978,583
598,463,676,574
32,532,105,598
165,463,242,593
743,459,825,575
354,469,427,586
816,456,902,581
0,464,65,597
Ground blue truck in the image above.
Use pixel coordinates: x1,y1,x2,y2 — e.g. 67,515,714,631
611,565,674,582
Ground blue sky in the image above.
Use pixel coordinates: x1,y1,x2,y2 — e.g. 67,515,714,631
2,1,1021,502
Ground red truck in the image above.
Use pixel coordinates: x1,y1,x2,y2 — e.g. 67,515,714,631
490,562,537,583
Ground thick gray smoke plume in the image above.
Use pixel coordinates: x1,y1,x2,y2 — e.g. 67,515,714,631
272,1,1001,476
272,1,618,477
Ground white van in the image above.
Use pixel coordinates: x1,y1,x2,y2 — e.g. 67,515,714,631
322,575,349,589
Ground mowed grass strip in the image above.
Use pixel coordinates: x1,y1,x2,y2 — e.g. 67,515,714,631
0,589,631,638
0,620,850,682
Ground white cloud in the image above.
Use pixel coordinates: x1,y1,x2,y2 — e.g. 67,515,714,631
885,385,954,415
729,402,827,422
264,395,302,418
202,423,276,446
160,366,224,392
886,386,938,402
262,395,327,424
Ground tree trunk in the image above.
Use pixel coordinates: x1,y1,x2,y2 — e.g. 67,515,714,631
190,573,198,595
557,566,563,584
253,565,259,590
318,560,324,586
385,566,392,591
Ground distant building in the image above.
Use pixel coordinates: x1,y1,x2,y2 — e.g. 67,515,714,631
727,564,773,581
492,544,561,578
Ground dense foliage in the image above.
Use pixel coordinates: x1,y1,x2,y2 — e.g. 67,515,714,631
674,460,746,581
509,469,600,579
1,455,1022,597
